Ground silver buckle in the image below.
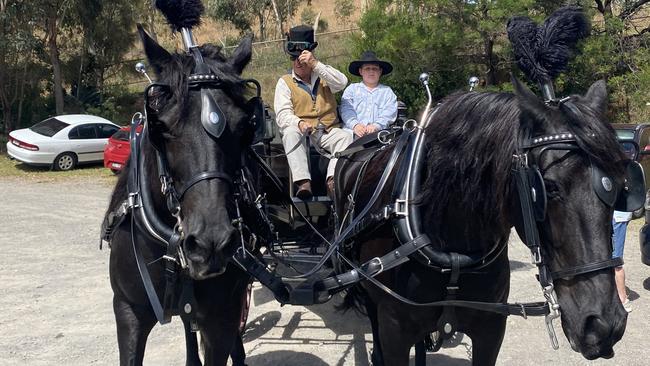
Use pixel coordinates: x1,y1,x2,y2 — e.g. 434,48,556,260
531,246,542,264
394,199,407,217
543,284,561,350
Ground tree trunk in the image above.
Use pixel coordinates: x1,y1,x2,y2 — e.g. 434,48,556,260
16,62,27,131
46,14,64,115
270,0,283,37
258,12,266,41
484,35,497,86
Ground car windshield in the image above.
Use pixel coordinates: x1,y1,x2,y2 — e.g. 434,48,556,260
30,118,69,137
112,129,129,141
615,129,635,140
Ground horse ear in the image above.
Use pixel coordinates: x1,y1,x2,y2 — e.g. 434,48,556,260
511,75,548,119
229,34,253,74
137,24,171,76
584,79,608,116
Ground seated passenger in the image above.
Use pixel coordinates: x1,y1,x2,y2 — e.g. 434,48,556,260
273,25,352,199
341,51,398,138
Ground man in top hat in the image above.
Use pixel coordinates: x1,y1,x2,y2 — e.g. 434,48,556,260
340,51,397,138
274,25,351,199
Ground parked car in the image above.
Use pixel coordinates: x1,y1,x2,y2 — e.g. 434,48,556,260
612,123,650,219
104,125,140,173
7,114,119,171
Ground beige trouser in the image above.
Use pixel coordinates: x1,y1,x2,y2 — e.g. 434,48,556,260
281,125,353,183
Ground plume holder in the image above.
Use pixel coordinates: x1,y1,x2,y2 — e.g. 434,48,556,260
181,28,197,51
540,82,556,103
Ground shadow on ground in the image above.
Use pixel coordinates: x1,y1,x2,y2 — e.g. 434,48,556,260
244,350,328,365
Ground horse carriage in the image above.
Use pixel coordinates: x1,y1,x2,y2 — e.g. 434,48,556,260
101,1,646,365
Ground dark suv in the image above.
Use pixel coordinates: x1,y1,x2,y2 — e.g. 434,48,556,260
616,123,650,266
613,123,650,218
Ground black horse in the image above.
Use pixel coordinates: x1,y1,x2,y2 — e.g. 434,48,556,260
104,27,255,365
335,78,628,365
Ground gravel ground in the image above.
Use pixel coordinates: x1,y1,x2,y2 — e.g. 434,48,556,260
1,176,649,365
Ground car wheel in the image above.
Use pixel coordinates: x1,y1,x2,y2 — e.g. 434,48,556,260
110,169,120,175
53,152,77,171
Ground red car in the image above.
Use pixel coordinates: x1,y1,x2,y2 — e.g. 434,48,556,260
103,126,136,173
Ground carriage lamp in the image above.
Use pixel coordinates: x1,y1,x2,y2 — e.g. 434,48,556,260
419,73,433,128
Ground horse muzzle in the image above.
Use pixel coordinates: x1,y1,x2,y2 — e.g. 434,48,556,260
567,310,626,360
182,228,238,279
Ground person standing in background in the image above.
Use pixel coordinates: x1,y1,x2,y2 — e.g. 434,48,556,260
612,210,633,312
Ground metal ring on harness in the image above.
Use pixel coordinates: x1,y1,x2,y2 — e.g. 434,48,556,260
377,130,393,145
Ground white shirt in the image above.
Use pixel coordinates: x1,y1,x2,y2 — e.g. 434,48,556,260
340,82,397,130
273,62,348,130
613,210,633,222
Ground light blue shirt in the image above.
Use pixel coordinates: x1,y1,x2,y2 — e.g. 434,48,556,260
340,82,397,130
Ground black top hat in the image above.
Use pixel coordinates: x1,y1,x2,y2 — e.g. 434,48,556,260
285,25,318,57
348,51,393,76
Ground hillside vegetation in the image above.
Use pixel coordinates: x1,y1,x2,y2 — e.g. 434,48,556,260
1,0,648,135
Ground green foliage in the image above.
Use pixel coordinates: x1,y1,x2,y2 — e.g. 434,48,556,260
354,0,533,114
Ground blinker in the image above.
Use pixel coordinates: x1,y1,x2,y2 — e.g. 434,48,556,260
201,89,226,138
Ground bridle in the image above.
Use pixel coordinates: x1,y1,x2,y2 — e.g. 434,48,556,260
512,97,644,346
120,47,264,326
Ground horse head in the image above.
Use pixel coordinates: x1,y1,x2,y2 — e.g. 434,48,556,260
513,77,627,359
138,26,255,280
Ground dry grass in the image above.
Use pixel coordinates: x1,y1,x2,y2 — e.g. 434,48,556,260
0,154,117,185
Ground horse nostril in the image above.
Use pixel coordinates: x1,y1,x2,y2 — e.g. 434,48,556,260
184,235,198,252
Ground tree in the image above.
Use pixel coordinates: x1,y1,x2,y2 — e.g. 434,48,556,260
207,0,277,40
354,0,534,113
0,1,47,133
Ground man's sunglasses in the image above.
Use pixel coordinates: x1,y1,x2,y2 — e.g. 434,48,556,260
287,41,316,53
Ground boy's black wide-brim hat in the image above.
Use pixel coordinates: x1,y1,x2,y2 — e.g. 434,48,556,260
285,25,318,57
349,51,393,76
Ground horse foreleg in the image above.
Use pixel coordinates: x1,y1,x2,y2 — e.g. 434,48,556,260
467,314,506,366
230,334,246,366
365,296,384,366
200,319,240,366
414,340,426,366
113,296,156,366
377,307,414,366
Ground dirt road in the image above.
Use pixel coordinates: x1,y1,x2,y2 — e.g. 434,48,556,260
1,176,649,365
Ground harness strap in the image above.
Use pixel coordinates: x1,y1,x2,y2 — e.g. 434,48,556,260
337,254,550,317
131,215,171,325
162,232,183,321
551,257,623,280
177,171,233,199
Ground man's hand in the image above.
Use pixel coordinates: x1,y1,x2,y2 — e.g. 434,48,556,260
298,120,312,134
366,124,380,134
299,50,318,68
353,124,367,137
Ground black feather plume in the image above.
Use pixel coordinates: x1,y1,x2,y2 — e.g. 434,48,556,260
507,6,590,84
155,0,204,31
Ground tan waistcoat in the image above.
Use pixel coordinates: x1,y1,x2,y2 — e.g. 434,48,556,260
281,74,340,131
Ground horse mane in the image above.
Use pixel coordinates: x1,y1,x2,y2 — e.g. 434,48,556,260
418,90,625,251
419,92,519,251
